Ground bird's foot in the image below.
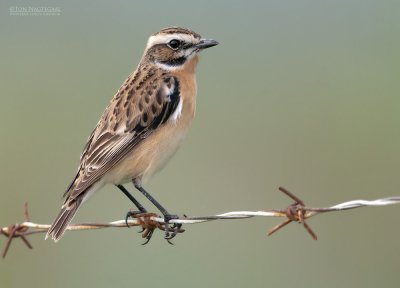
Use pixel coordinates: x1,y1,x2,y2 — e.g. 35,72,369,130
162,214,184,244
125,210,147,228
125,211,160,245
125,211,185,244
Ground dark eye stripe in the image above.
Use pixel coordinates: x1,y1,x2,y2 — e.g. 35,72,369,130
158,56,187,67
182,42,194,49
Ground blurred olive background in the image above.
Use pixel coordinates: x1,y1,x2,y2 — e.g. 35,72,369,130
1,0,399,287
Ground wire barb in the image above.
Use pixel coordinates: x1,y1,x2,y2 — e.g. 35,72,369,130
2,187,400,258
1,203,33,258
267,187,317,240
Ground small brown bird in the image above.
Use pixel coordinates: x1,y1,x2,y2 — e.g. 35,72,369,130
46,27,218,242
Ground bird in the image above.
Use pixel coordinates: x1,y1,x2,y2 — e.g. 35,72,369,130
46,27,218,242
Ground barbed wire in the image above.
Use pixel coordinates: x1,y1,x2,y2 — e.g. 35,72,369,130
1,187,400,258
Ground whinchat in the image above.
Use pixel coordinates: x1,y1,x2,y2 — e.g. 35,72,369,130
46,27,218,242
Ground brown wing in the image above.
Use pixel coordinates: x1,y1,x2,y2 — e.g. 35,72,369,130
64,75,180,201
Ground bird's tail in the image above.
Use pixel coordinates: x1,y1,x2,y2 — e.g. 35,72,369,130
45,197,83,242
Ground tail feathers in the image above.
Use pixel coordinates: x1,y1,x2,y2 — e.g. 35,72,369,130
46,198,83,242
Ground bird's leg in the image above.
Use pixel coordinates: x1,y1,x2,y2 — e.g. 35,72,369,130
117,184,162,244
133,181,182,241
116,185,147,227
117,184,147,212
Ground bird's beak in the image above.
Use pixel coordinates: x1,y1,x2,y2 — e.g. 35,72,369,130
195,39,219,49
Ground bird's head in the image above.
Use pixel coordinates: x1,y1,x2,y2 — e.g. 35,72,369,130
143,27,218,71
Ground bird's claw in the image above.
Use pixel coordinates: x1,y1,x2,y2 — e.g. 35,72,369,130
141,228,155,245
163,214,183,243
125,211,159,245
125,210,147,228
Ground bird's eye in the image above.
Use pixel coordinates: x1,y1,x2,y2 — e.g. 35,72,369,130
168,39,181,50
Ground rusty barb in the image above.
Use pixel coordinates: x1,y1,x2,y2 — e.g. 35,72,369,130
268,187,318,240
1,203,33,258
2,187,400,258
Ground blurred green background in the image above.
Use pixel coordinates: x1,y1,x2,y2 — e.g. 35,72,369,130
1,0,399,287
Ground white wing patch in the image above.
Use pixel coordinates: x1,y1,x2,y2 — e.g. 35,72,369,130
169,98,183,123
162,79,182,123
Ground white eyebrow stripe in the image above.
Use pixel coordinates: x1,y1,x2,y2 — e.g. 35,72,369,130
146,34,196,49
